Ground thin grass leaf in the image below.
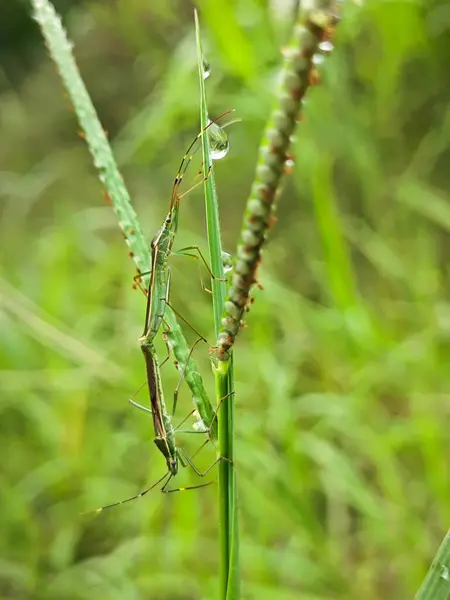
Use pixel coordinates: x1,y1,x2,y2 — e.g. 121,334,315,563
415,530,450,600
195,26,226,331
32,0,213,431
397,179,450,232
195,11,239,600
310,152,358,309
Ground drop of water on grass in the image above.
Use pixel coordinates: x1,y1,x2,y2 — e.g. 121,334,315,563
222,251,233,274
319,40,334,53
312,53,325,66
202,56,211,79
284,158,295,174
192,410,207,432
440,566,450,581
207,121,229,160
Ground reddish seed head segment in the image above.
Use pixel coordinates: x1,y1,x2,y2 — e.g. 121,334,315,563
215,1,340,360
309,67,320,86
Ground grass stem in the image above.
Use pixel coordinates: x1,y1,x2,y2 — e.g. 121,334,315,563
195,11,239,599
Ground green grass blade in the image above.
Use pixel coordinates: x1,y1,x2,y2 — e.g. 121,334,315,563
310,152,358,310
32,0,148,270
163,313,217,442
195,10,238,600
32,0,214,444
194,20,226,332
415,530,450,600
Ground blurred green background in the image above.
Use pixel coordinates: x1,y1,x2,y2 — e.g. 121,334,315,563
1,0,450,598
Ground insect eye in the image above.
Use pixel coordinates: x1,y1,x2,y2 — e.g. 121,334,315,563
165,217,171,224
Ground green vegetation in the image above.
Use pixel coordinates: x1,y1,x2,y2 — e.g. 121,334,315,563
1,1,450,599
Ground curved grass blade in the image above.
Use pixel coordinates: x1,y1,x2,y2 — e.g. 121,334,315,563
32,0,214,436
415,529,450,600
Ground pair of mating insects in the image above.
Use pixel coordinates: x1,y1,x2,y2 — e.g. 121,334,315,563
90,113,234,514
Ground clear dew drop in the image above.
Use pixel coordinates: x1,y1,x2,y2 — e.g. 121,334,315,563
440,566,450,581
192,410,207,432
202,56,211,80
312,53,325,66
285,158,295,171
193,419,207,432
319,40,334,53
222,251,233,274
207,121,230,160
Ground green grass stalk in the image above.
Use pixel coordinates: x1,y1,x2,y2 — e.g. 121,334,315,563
415,529,450,600
195,11,238,600
32,0,215,436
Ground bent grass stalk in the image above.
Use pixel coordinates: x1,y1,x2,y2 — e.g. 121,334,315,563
32,0,216,449
33,0,235,520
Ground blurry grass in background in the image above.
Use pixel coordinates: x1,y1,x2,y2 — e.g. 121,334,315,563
1,0,450,599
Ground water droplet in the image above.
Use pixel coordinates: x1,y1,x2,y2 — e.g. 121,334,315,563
202,56,211,80
440,565,450,581
207,121,229,160
222,251,233,274
319,40,334,53
192,410,207,432
284,158,295,175
312,53,325,66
